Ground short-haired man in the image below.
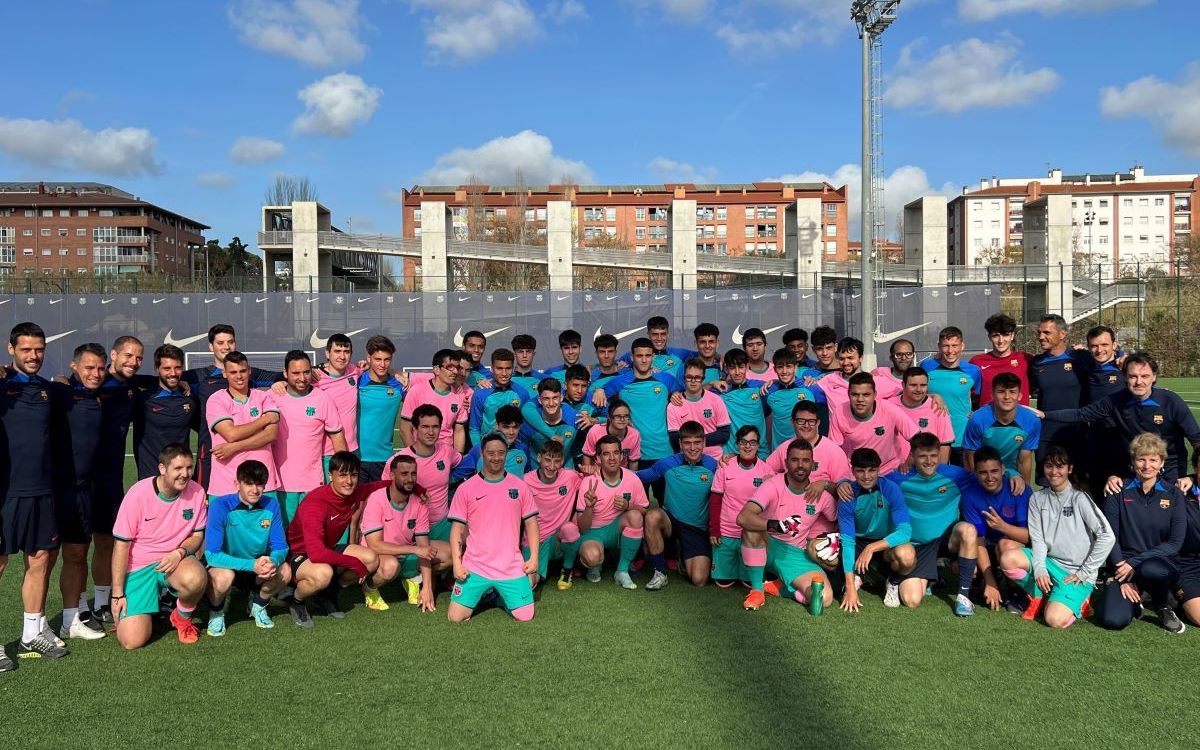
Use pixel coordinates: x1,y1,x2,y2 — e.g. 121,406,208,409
738,439,837,614
389,404,461,543
691,323,722,384
835,448,914,613
1083,325,1126,498
1,323,68,664
454,404,529,480
356,335,406,482
601,337,682,499
360,454,439,612
808,325,839,376
962,372,1041,486
921,326,983,465
741,328,776,381
204,460,289,635
1030,314,1094,474
522,440,583,587
1042,352,1200,486
710,425,775,606
719,348,770,459
581,398,641,472
782,327,816,369
560,435,648,590
447,434,540,623
51,343,108,641
400,349,469,454
185,324,282,490
639,421,721,589
542,329,584,382
470,348,532,445
589,333,624,394
668,358,731,460
884,432,1022,616
111,443,208,650
874,338,916,385
637,315,698,374
285,451,385,627
766,401,852,491
827,373,916,476
959,446,1031,611
273,351,346,522
763,348,826,452
133,344,198,479
205,351,281,501
820,337,901,411
520,378,580,468
970,313,1032,406
313,333,361,478
459,330,493,388
896,367,954,463
510,334,543,393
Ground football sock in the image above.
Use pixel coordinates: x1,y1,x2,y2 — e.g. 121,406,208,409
78,592,92,614
560,538,582,571
62,607,79,630
511,604,535,622
175,604,195,621
252,593,271,608
38,614,48,632
887,573,902,586
649,552,667,574
741,546,767,591
617,527,644,573
957,556,976,597
209,596,226,612
22,612,40,643
94,585,111,609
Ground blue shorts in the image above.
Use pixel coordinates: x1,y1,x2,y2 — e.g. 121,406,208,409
55,483,94,545
1,494,58,554
666,512,711,562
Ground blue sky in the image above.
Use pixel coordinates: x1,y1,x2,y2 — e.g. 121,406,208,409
1,0,1194,246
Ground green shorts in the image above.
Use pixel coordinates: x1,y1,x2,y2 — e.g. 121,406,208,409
429,517,453,543
711,536,745,582
451,572,534,611
279,491,307,525
767,537,824,591
523,534,561,579
124,564,177,618
395,554,420,580
1022,548,1094,617
579,520,621,551
322,455,332,483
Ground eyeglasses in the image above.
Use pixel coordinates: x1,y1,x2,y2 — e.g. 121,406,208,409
683,375,704,381
736,439,760,447
792,418,819,427
891,352,915,359
610,413,631,420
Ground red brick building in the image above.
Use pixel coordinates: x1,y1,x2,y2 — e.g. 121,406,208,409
0,182,207,277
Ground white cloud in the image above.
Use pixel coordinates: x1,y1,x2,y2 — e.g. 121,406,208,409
773,164,957,240
648,156,717,183
410,0,539,63
196,172,235,190
546,0,587,23
1100,62,1200,157
419,130,593,185
230,136,286,164
0,117,161,176
885,37,1060,114
715,0,843,56
628,0,712,23
959,0,1152,22
292,73,381,137
227,0,365,67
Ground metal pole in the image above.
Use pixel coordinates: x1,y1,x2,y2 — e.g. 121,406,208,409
860,28,876,369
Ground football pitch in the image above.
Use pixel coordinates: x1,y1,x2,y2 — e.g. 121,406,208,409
2,381,1199,748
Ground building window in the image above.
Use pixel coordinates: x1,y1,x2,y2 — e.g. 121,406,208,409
825,225,836,237
59,209,70,217
744,206,755,220
42,209,53,217
1155,216,1165,225
696,206,714,221
41,249,51,256
1155,235,1165,244
59,248,69,256
1155,198,1165,206
635,207,646,221
77,248,87,256
605,207,616,221
635,244,646,253
716,225,726,238
412,209,422,222
1099,236,1109,245
649,208,666,221
972,220,983,230
1123,216,1132,226
77,209,89,217
604,226,617,238
635,227,646,239
1123,235,1133,244
1099,199,1109,208
1139,216,1149,225
59,228,68,237
24,210,34,217
744,225,754,238
1139,235,1149,243
716,207,727,220
1139,198,1149,207
22,229,32,236
825,204,838,217
1083,200,1093,208
23,248,33,256
536,208,547,221
825,241,837,255
75,228,86,236
1123,198,1133,208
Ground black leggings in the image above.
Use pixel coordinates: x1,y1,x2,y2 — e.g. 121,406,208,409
1096,557,1179,630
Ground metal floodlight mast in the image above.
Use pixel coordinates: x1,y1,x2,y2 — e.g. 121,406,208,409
851,0,900,370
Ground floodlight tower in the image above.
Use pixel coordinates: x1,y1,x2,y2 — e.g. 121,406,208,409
851,0,900,370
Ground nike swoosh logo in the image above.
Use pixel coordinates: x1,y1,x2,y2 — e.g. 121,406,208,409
310,327,369,349
307,297,319,303
152,298,166,304
594,325,644,342
204,298,217,304
408,297,421,303
953,290,968,296
606,295,618,301
556,295,569,302
752,293,769,300
901,291,916,298
356,297,371,303
164,329,208,348
730,323,789,345
874,322,932,345
851,293,861,299
703,294,715,300
452,326,510,347
802,293,814,299
457,296,472,303
654,294,667,301
49,299,62,305
45,329,77,344
507,295,520,302
257,297,269,303
100,298,114,304
0,299,8,305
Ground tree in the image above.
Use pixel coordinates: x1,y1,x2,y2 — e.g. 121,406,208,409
264,175,318,205
976,243,1023,266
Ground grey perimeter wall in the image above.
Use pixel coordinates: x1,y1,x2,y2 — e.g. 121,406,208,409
11,287,999,375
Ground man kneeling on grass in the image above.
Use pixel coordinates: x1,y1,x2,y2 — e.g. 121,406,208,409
360,454,441,613
204,459,289,636
111,443,208,649
447,434,540,623
284,451,387,628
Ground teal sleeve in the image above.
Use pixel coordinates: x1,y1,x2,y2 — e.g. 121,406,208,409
204,499,256,571
882,522,912,549
267,497,289,567
838,498,858,574
204,549,257,572
520,402,558,441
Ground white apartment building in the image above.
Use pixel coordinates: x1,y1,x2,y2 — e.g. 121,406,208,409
947,166,1199,271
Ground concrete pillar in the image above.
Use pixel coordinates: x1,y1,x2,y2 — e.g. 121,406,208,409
793,198,823,291
1044,194,1075,321
420,201,450,293
670,199,697,290
291,201,320,293
903,196,948,287
547,200,573,291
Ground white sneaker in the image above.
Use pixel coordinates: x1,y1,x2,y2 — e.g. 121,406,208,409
613,571,637,590
59,619,106,641
884,580,901,608
586,566,602,583
646,570,669,591
42,627,67,648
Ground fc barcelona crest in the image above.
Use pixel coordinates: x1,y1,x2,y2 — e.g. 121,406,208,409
508,488,519,499
1153,414,1164,424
